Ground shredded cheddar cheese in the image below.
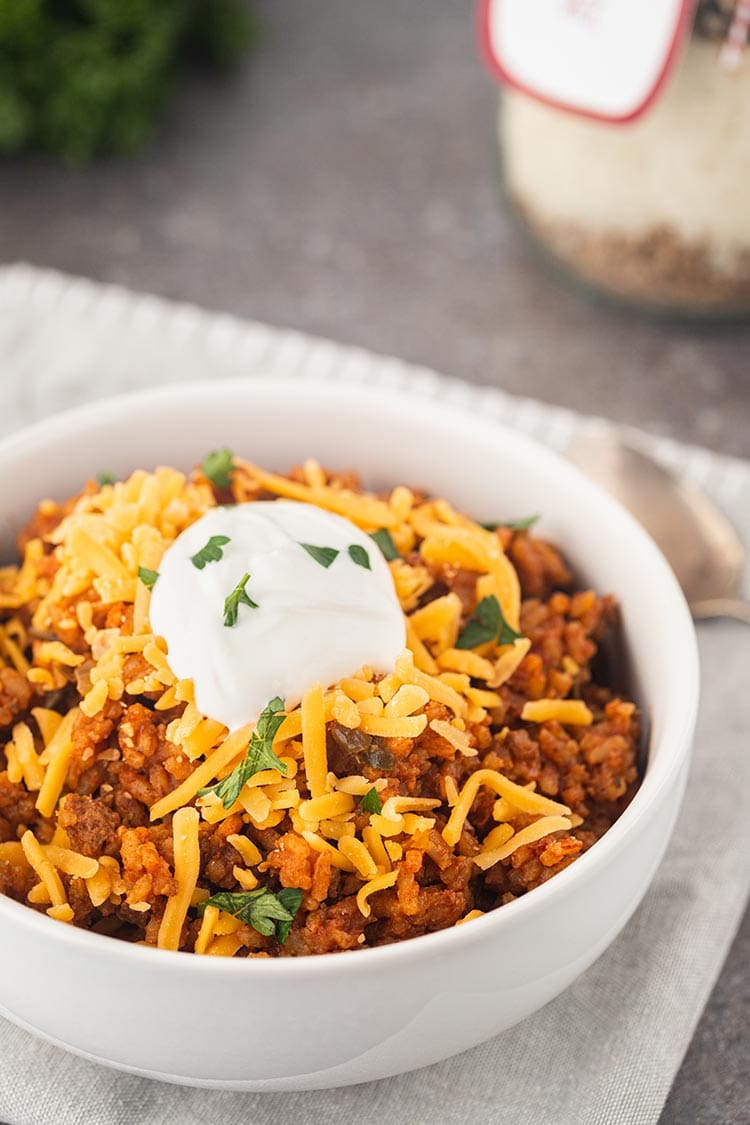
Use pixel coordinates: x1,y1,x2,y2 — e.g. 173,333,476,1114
194,904,219,955
489,638,531,688
521,699,593,726
205,933,244,957
338,836,379,879
474,816,573,871
356,870,398,918
150,724,252,821
456,909,485,925
301,831,356,873
443,769,571,847
429,718,477,757
157,807,201,951
35,709,78,818
21,830,67,909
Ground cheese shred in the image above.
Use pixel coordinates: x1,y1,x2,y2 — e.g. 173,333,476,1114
157,807,201,951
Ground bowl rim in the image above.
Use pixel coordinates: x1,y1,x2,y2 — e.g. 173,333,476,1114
0,376,700,976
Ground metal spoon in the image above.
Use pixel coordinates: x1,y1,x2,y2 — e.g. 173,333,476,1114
567,431,750,624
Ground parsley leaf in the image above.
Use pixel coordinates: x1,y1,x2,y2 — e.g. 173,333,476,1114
455,595,522,650
504,515,540,531
300,543,339,568
191,534,231,570
137,567,159,591
498,615,522,646
480,515,540,532
455,595,500,648
198,696,287,808
348,544,371,570
369,528,400,561
96,471,117,487
223,572,258,627
197,885,303,944
275,887,304,945
360,787,383,815
201,448,235,490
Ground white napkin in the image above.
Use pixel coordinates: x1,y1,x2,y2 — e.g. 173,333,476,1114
0,265,748,1125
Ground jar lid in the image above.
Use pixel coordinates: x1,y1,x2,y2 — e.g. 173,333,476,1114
480,0,694,123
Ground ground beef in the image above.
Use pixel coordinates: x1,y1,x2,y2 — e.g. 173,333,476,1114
263,832,317,891
482,833,585,899
43,598,90,652
0,667,33,730
200,816,245,889
284,896,368,955
0,774,41,842
371,883,470,942
57,794,121,858
508,532,574,599
119,825,177,905
0,858,36,902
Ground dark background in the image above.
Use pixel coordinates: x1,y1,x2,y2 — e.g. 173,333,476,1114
0,2,747,1120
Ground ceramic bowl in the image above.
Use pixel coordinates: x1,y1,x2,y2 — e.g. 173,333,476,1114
0,378,699,1090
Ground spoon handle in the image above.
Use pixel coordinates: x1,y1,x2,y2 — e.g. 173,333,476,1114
690,597,750,625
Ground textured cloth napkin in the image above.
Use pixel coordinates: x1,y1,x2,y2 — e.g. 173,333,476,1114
0,265,748,1125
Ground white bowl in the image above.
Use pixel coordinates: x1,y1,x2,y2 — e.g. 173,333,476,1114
0,378,699,1090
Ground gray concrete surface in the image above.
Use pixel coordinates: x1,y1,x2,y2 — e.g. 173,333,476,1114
0,1,747,1121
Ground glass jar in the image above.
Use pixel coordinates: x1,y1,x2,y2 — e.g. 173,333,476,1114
499,2,750,318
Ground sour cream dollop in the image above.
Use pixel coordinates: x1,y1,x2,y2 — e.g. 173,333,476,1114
149,501,406,731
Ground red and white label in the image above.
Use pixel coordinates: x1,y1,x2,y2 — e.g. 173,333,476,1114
479,0,695,123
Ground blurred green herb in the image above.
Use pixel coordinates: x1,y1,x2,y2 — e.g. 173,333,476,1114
201,448,235,491
198,696,286,808
369,529,399,561
191,534,230,570
0,1,258,163
137,566,159,590
480,515,540,532
347,544,371,570
359,787,382,815
300,544,339,569
223,571,258,627
455,594,522,650
197,885,302,944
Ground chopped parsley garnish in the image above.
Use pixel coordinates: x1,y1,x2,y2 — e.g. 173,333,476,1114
504,514,540,531
198,696,287,808
360,786,383,815
480,515,540,532
497,616,522,646
223,572,258,627
137,567,159,591
274,887,304,945
201,448,235,491
96,471,117,487
300,543,339,569
301,542,376,570
455,594,522,650
369,528,400,561
197,886,303,944
191,534,231,570
348,544,371,570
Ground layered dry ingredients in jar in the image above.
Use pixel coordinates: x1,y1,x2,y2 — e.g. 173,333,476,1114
0,453,640,956
500,1,750,315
